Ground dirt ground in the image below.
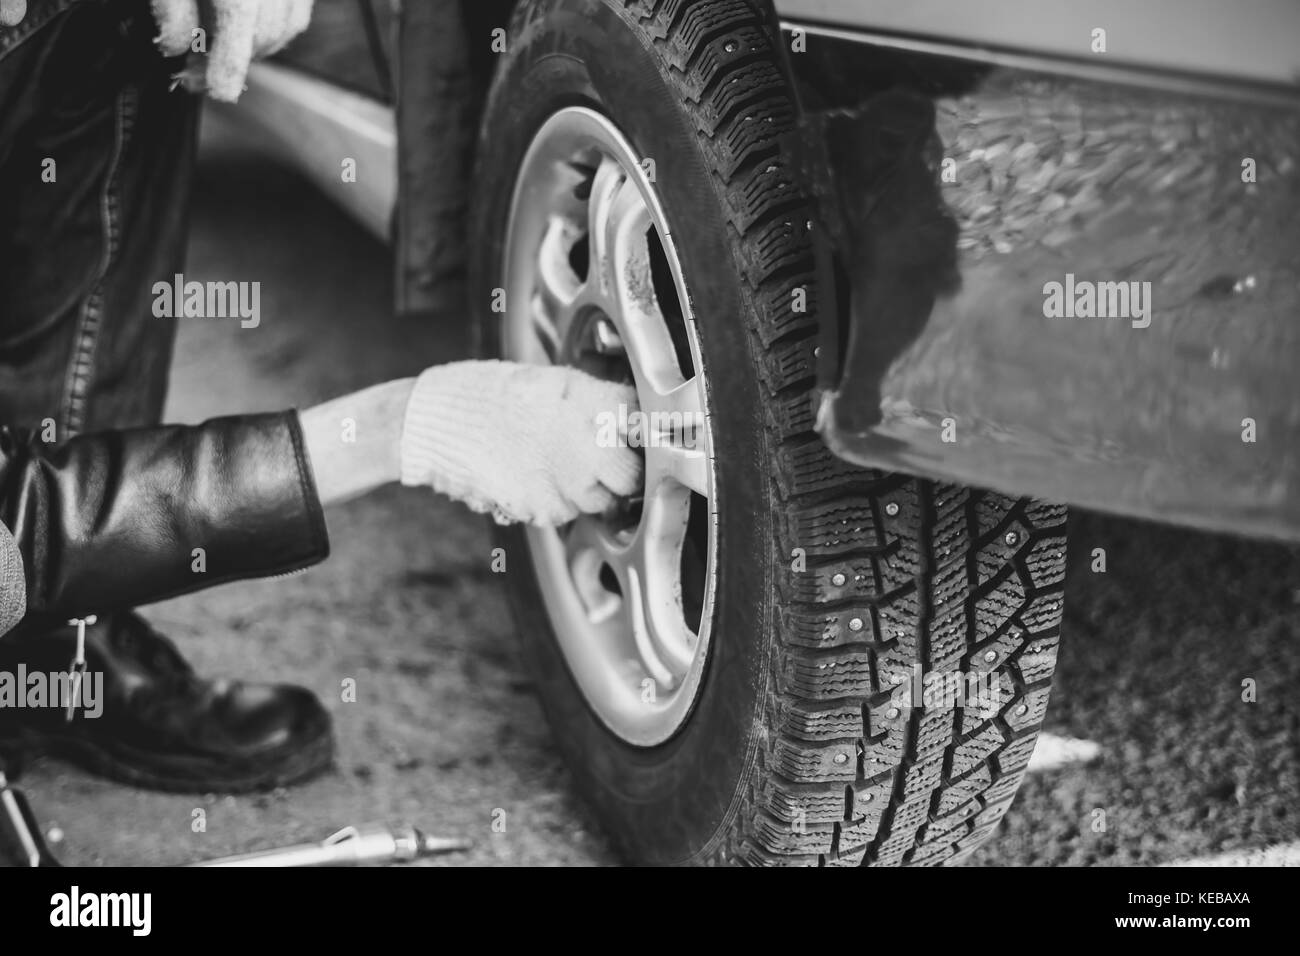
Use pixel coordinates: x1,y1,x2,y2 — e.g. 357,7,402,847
12,112,1299,867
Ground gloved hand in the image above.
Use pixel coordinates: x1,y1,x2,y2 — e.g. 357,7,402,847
400,361,643,527
151,0,314,102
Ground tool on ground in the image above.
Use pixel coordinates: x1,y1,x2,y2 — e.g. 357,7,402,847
0,765,61,867
188,823,471,866
1,759,469,866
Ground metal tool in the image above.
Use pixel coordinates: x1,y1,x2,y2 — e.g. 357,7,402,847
65,615,96,722
0,766,61,867
2,759,467,867
188,823,471,866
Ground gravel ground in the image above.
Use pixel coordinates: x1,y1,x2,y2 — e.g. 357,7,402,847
970,514,1300,866
11,112,1298,868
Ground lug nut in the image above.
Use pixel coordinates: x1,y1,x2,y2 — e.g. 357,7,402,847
593,317,623,353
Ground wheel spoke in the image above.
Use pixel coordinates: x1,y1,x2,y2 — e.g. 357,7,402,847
647,440,710,498
564,513,682,688
564,489,698,689
563,515,625,620
656,376,705,419
627,480,697,686
585,156,625,296
640,376,710,497
533,216,583,360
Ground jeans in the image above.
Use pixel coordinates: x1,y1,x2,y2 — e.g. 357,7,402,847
0,0,198,436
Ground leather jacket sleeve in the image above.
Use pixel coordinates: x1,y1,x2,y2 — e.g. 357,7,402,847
0,411,330,625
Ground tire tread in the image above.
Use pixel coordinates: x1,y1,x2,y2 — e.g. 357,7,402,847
623,0,1068,866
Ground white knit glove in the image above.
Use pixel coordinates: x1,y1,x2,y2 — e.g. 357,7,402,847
151,0,313,102
400,361,644,527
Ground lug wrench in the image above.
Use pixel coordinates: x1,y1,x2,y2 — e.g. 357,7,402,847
188,823,471,866
1,760,468,866
0,765,61,867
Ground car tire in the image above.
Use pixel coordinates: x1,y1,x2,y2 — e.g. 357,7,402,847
469,0,1068,865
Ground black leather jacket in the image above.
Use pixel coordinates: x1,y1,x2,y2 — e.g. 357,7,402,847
0,411,329,628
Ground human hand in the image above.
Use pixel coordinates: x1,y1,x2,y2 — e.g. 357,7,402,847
151,0,313,102
400,361,643,527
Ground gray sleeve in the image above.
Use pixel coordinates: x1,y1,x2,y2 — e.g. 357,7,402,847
0,521,26,637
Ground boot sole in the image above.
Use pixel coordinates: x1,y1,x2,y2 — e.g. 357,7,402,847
0,726,335,794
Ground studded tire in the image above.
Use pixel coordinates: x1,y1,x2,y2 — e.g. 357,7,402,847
470,0,1069,865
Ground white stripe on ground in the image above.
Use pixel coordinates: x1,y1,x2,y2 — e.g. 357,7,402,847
1021,734,1296,866
1161,842,1300,867
1026,733,1102,773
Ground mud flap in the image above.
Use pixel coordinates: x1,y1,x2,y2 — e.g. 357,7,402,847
393,0,512,315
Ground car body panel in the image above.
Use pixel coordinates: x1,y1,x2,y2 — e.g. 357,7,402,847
777,0,1300,88
272,0,392,101
787,32,1300,543
226,62,395,240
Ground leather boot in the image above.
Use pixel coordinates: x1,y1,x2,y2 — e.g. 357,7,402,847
0,610,334,792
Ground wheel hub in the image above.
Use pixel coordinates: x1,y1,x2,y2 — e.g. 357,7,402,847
502,106,718,746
